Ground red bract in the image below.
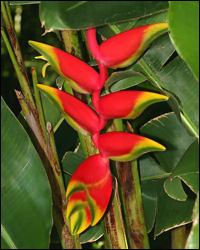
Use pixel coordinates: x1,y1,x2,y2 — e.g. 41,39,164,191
98,91,168,119
37,84,106,135
30,23,168,236
29,41,100,94
87,23,168,69
98,132,166,161
66,154,112,234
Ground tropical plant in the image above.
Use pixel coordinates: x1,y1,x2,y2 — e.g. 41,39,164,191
1,1,199,249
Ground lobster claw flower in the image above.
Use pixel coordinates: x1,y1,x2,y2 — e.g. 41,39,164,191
87,23,168,69
66,154,112,234
98,131,166,161
97,91,168,119
29,40,100,94
37,84,106,135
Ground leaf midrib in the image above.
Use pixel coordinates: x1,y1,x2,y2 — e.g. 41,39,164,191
1,224,17,249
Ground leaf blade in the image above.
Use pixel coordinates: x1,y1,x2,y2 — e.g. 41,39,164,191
1,97,52,249
168,1,199,80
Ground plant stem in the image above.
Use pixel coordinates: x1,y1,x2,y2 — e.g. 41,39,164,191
46,122,66,196
14,89,47,154
1,1,36,110
171,226,186,249
32,67,48,144
107,120,150,248
47,122,82,249
60,29,83,59
101,176,128,249
116,160,150,248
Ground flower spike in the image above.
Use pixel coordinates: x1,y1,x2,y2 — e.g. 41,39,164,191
87,23,168,69
98,132,166,161
29,40,100,94
98,91,169,119
37,84,106,135
66,154,112,234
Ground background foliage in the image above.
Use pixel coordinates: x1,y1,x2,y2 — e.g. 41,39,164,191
1,1,199,249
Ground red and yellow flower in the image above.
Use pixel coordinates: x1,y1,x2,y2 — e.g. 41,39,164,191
97,91,168,119
66,154,112,234
29,41,100,94
37,84,106,135
31,23,168,236
98,131,166,161
87,23,168,69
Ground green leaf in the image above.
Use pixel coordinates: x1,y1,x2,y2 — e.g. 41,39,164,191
141,179,157,232
79,222,103,244
62,144,85,177
40,1,169,30
155,178,195,237
105,70,147,93
1,97,52,249
164,177,187,201
140,112,196,173
165,139,199,197
140,155,167,181
139,113,197,235
157,56,199,137
9,1,40,4
41,92,62,129
168,1,199,80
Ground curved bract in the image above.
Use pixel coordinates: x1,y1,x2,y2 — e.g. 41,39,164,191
29,22,168,236
66,154,112,234
98,91,168,119
29,41,100,94
87,23,168,69
37,84,104,135
98,132,166,161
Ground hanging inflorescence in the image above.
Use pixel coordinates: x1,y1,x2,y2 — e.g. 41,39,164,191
29,22,168,235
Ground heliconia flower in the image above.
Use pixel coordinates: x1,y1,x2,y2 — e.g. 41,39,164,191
87,23,168,69
37,84,106,135
98,131,166,161
66,154,112,234
28,40,100,94
97,91,168,119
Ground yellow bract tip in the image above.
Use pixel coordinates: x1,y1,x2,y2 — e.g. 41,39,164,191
34,55,46,60
42,62,50,78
